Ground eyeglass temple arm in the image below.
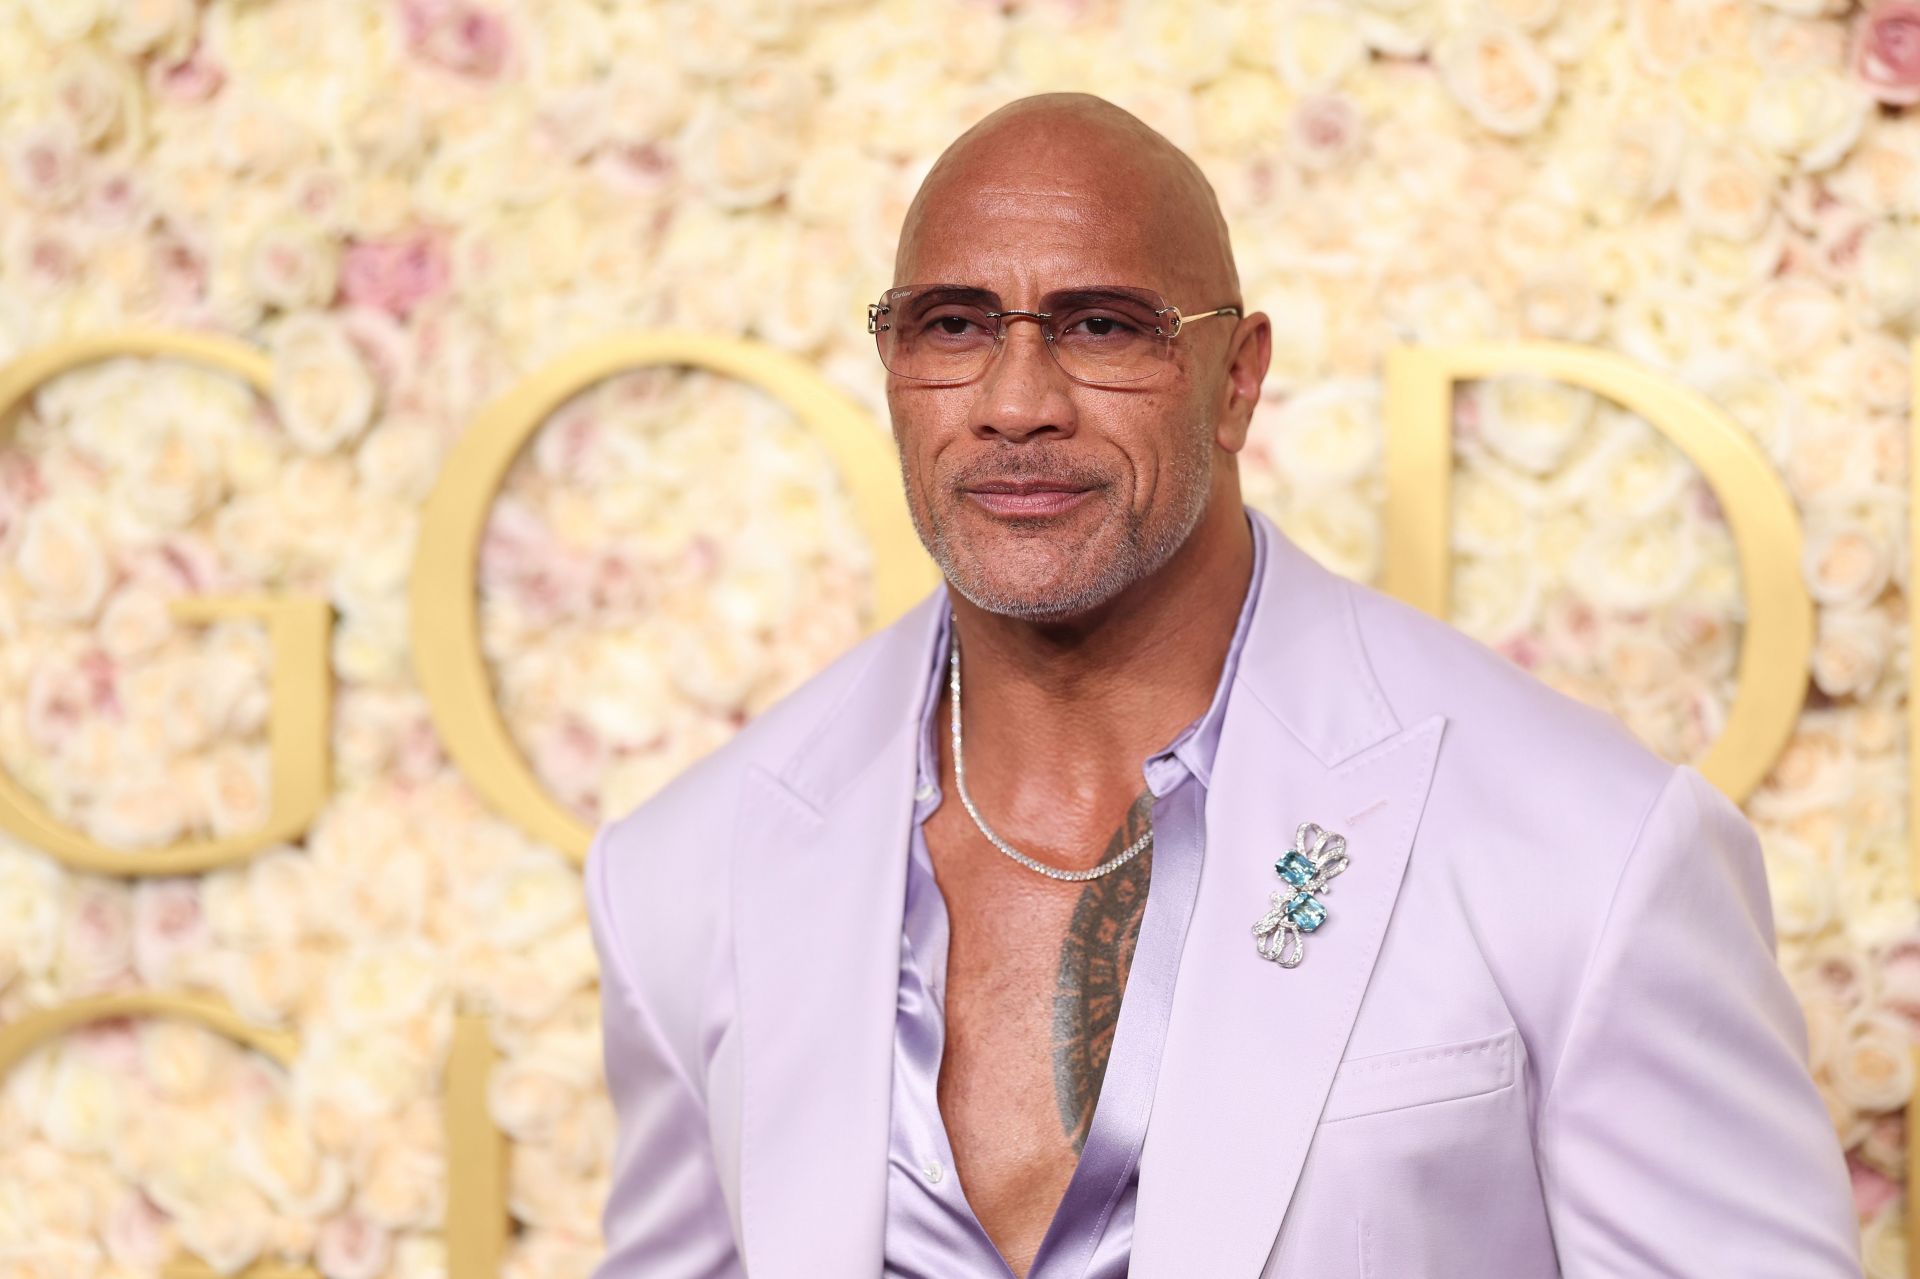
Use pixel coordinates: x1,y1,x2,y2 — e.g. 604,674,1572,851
1167,305,1241,337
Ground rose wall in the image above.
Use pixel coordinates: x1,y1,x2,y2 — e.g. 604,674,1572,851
0,0,1915,1275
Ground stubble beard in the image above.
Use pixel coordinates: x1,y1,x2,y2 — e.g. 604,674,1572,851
901,426,1215,624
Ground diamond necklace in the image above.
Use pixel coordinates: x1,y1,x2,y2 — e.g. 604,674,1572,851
947,614,1153,883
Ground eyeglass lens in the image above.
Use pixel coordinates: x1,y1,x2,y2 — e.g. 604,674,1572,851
875,286,1171,384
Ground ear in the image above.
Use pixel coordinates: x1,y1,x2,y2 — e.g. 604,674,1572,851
1214,311,1271,454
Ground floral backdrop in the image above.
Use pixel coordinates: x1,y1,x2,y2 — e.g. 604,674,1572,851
0,0,1914,1275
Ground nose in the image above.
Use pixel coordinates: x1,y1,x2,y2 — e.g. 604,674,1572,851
971,313,1076,442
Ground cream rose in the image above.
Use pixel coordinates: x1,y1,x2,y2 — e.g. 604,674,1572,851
17,500,108,624
1811,607,1892,698
1832,1009,1915,1110
1435,23,1559,137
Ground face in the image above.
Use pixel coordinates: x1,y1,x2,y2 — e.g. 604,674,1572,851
886,172,1241,624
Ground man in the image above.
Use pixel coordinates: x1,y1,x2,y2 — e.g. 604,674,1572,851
584,93,1860,1277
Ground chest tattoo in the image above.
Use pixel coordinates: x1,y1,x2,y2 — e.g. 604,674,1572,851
1049,789,1155,1153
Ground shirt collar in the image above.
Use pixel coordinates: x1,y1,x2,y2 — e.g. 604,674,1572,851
911,508,1268,807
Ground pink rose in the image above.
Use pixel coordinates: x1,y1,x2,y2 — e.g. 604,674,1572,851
401,0,511,79
1849,1151,1900,1218
133,878,209,985
340,231,450,318
147,42,225,104
1290,95,1365,172
1855,1,1920,106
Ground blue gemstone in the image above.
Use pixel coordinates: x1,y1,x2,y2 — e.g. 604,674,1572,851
1285,892,1327,932
1275,850,1318,887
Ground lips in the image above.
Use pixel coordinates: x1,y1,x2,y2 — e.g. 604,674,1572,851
963,478,1097,519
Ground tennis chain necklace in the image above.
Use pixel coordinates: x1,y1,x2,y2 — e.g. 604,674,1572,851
947,614,1154,882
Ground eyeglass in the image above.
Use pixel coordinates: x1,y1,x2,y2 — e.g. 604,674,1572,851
866,283,1241,386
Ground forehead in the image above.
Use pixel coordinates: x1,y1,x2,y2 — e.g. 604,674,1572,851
896,177,1179,296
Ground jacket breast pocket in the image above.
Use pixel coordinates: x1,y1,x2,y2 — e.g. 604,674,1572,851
1319,1026,1518,1124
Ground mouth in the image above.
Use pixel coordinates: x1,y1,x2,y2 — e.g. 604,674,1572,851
962,478,1099,520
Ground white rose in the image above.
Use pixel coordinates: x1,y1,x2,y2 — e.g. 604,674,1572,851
1451,552,1542,645
0,850,64,985
1515,265,1603,341
1264,380,1382,486
1574,420,1694,523
47,43,145,150
41,1049,124,1154
326,942,443,1032
1473,376,1595,475
1451,467,1530,557
269,312,378,454
1855,223,1920,324
295,1025,439,1118
102,0,196,60
1435,23,1558,138
96,586,176,662
1745,70,1868,172
1758,828,1834,936
1274,489,1381,585
1569,515,1699,610
1272,1,1366,91
1123,0,1236,87
680,100,793,211
466,850,584,951
22,0,103,43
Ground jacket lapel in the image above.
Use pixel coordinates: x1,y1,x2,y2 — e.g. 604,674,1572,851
1131,514,1448,1277
732,589,946,1279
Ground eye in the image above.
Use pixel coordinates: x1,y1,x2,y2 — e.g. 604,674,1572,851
934,314,975,335
1062,312,1144,339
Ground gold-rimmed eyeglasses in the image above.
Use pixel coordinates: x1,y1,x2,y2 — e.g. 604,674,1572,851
866,283,1241,385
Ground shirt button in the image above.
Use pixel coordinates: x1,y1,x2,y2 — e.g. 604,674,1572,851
921,1157,944,1184
914,781,937,802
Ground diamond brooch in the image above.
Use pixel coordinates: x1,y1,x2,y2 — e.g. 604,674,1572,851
1251,822,1350,968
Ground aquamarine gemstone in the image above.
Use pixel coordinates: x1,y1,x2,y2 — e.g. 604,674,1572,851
1275,850,1317,887
1284,891,1327,932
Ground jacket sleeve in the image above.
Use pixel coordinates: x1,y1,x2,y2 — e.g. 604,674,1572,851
1536,763,1862,1277
585,818,748,1279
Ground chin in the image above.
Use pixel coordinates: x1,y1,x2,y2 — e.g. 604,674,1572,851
944,558,1132,623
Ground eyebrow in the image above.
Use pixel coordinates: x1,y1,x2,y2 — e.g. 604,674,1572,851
900,284,1164,310
904,284,1000,309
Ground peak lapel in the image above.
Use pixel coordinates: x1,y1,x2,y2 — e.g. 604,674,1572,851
732,591,947,1279
1131,708,1445,1276
1132,511,1448,1276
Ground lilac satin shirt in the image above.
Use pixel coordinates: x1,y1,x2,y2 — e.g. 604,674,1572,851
882,512,1269,1278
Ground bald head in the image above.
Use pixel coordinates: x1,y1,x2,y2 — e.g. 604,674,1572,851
894,93,1240,307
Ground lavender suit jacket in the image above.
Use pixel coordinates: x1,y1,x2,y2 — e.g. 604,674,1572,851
584,507,1861,1278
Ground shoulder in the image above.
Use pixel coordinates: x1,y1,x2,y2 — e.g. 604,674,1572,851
1344,573,1675,817
1337,572,1682,909
585,589,942,1024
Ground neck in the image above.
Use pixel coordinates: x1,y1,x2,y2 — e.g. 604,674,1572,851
944,495,1256,822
